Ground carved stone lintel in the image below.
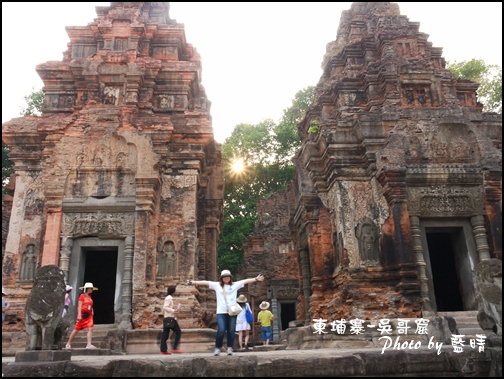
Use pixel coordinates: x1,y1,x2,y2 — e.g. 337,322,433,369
62,211,135,237
408,185,483,217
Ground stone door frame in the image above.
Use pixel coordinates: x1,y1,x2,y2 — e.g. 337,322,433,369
418,218,479,314
67,238,126,326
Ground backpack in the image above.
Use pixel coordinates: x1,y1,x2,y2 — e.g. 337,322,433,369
245,303,254,323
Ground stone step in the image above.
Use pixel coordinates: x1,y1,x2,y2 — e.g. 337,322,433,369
252,344,287,352
64,348,112,356
457,322,482,328
457,327,486,335
437,310,479,318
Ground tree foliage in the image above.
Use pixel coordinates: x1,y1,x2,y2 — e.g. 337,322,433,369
447,59,502,114
2,142,12,193
217,86,314,274
20,86,44,116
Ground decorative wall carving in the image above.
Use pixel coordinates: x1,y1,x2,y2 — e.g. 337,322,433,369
101,83,122,105
407,185,483,217
157,240,177,278
270,280,300,299
20,243,38,281
159,95,174,109
161,174,198,199
356,218,380,264
61,212,135,237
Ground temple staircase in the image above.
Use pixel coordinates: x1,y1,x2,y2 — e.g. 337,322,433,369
437,310,487,343
64,324,116,356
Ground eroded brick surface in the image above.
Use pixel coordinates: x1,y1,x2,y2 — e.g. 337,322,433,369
2,2,223,331
242,2,502,327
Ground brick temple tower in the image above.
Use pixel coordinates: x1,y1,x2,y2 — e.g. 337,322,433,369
2,2,223,331
239,2,502,334
293,2,502,322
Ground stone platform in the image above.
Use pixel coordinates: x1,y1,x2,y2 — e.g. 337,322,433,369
2,346,499,377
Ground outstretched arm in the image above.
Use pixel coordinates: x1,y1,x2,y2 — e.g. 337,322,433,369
186,280,211,286
243,274,264,285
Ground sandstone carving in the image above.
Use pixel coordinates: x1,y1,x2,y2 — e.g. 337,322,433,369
24,265,66,350
476,259,502,337
356,219,380,264
20,243,38,281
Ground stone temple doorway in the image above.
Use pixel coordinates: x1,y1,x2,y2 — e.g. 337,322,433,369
278,301,296,331
69,238,126,326
420,220,479,313
83,248,117,324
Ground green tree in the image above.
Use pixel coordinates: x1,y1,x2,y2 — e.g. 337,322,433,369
2,142,13,193
20,86,44,116
2,87,44,192
218,87,314,274
447,59,502,114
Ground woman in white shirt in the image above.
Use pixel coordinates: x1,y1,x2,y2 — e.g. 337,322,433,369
187,269,264,356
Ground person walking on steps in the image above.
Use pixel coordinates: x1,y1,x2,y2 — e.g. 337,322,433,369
187,270,264,356
160,285,182,355
65,282,98,349
235,294,252,351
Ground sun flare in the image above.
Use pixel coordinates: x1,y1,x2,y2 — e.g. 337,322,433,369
231,159,245,173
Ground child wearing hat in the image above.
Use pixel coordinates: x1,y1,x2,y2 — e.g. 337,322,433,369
258,301,274,345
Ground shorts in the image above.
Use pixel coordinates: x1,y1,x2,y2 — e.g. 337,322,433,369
236,321,251,331
261,326,272,341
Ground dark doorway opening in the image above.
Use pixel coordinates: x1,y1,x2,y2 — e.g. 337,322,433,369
279,302,296,330
83,249,117,324
426,232,463,312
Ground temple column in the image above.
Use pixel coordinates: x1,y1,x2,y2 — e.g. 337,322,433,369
300,248,311,325
271,298,280,342
58,236,73,282
410,216,433,316
120,235,134,329
470,215,491,261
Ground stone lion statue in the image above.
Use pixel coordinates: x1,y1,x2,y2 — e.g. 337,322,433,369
475,258,502,337
25,265,67,350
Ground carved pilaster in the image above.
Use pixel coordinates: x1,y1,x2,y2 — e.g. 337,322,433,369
120,236,134,329
300,248,311,325
271,298,280,342
378,169,414,266
410,216,433,315
471,215,491,261
58,237,73,282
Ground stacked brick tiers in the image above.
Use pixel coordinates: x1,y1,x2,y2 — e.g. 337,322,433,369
2,2,223,330
241,2,501,326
